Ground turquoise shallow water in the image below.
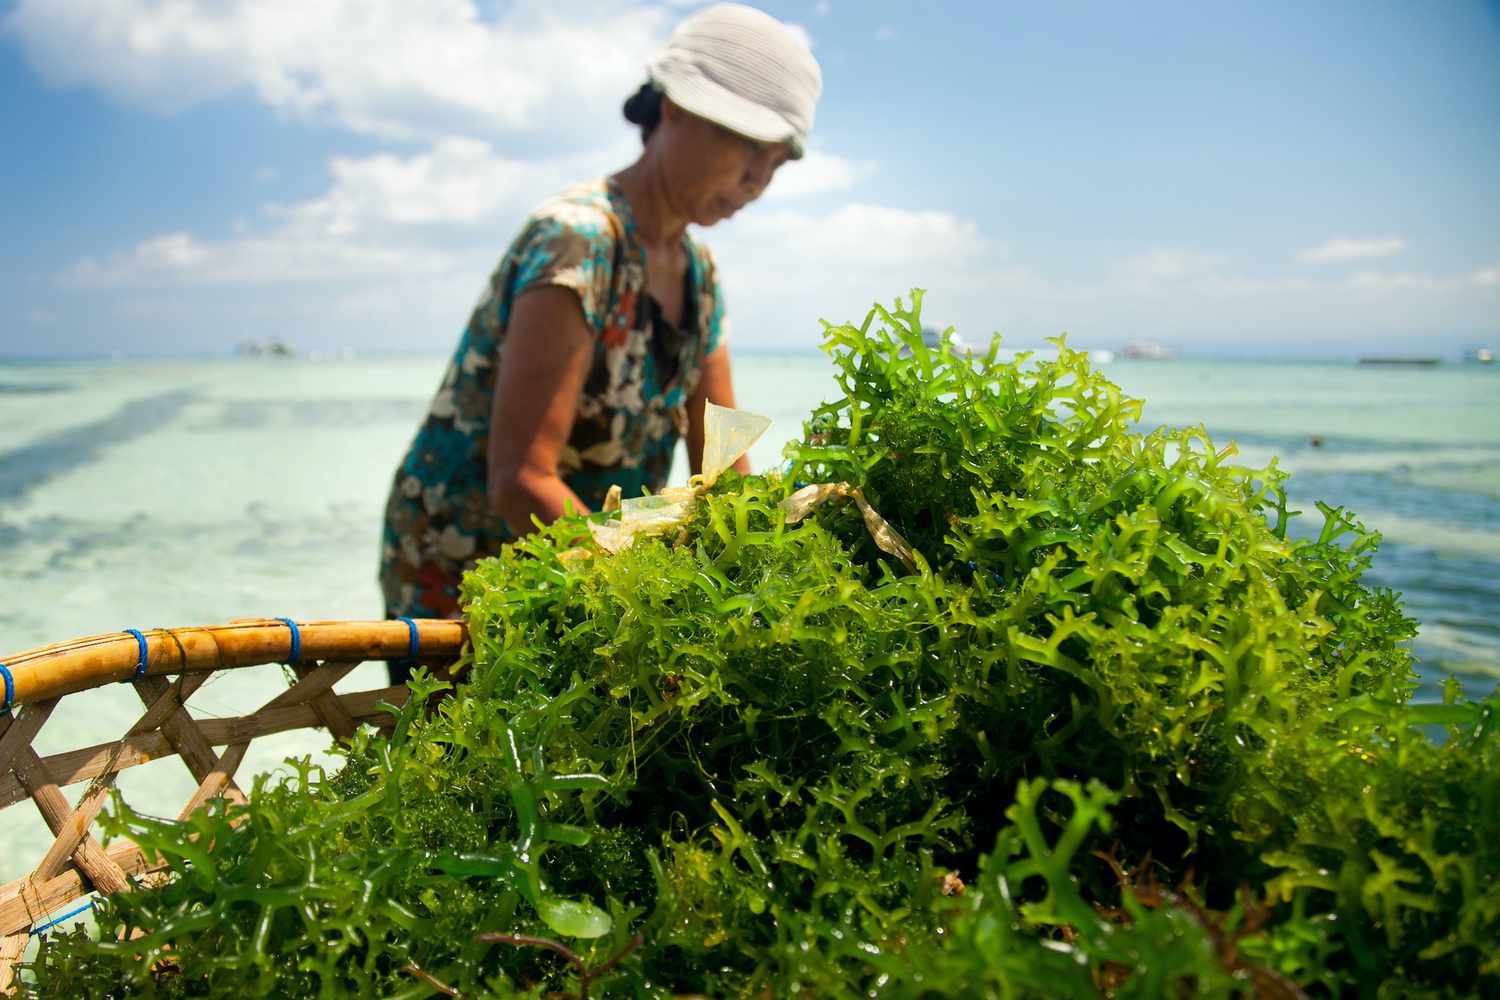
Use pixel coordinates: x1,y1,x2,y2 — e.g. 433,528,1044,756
0,351,1497,887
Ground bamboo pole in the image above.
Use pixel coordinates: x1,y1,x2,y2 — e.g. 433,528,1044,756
0,618,466,708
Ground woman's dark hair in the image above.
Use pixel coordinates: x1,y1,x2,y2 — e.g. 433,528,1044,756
623,81,664,143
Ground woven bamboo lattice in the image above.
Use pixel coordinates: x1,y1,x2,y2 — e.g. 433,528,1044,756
0,617,467,992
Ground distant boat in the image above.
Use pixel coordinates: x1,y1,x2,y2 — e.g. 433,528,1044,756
1123,341,1176,361
1357,356,1439,366
1465,347,1495,365
236,337,296,358
919,326,969,354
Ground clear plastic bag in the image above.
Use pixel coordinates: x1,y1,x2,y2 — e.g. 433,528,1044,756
781,482,920,572
586,403,770,553
579,404,920,571
701,401,772,487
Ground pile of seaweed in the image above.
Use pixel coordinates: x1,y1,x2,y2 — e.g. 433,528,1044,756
28,294,1498,998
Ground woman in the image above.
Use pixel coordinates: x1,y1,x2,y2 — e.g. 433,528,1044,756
379,3,821,652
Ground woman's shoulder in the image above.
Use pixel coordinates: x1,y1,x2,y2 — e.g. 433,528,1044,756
523,179,621,244
683,230,720,278
492,180,623,336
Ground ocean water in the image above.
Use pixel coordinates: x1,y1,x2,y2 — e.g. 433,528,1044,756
1,351,1497,890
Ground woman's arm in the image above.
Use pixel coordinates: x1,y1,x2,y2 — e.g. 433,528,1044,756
685,343,751,477
487,286,595,535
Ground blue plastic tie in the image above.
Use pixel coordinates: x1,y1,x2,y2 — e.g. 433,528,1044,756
397,616,420,664
276,617,302,666
965,561,1005,586
0,662,12,715
122,628,149,682
31,900,95,937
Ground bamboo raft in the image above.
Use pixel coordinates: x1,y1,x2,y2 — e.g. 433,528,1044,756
0,617,467,992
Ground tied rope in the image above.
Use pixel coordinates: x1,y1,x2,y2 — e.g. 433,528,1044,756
0,661,12,715
397,616,420,666
121,628,149,683
276,617,302,666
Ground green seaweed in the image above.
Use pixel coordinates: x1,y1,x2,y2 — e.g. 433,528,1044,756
23,292,1498,998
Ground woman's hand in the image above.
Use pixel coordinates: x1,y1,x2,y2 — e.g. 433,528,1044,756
686,343,751,477
487,286,595,535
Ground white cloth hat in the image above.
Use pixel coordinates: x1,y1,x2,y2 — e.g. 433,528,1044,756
648,3,822,159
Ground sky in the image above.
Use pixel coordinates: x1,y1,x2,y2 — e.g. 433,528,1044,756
1,0,1497,359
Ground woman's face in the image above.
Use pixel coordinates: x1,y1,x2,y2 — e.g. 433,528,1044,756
655,98,792,227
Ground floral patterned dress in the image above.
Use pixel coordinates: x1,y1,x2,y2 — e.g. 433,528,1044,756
380,177,727,619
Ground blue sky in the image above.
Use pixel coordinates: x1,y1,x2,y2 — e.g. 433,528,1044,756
2,0,1497,358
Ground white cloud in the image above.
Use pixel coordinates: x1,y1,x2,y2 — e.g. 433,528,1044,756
1297,236,1406,263
1109,248,1227,287
3,0,670,143
270,137,623,231
707,202,1029,345
728,203,988,266
1345,271,1458,291
66,137,636,288
70,230,454,287
43,122,1500,354
65,214,1500,354
813,1,833,15
1345,265,1500,292
764,151,874,200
